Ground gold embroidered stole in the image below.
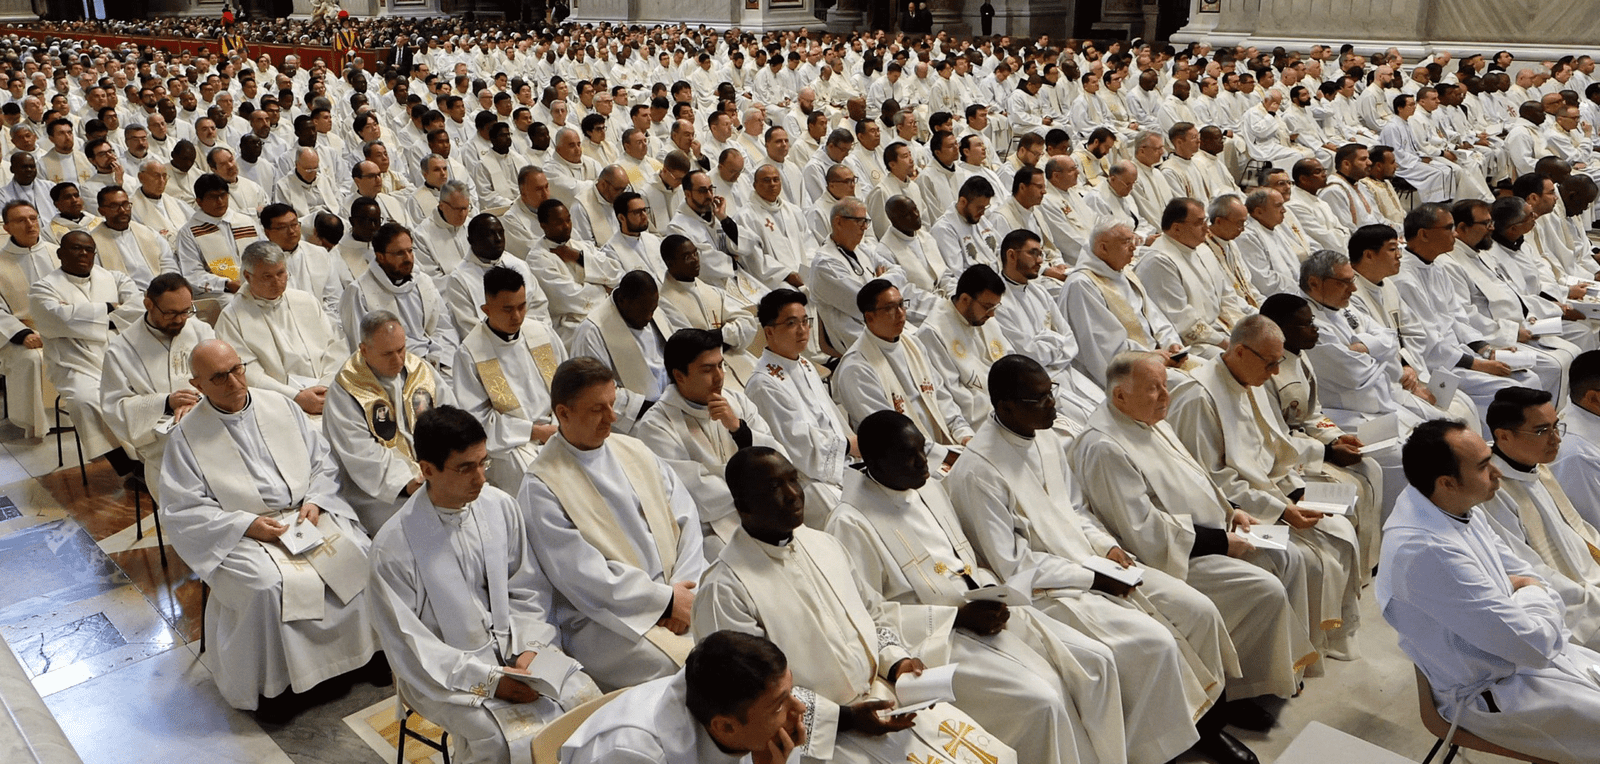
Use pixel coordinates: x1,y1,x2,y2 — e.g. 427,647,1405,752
1085,268,1155,347
91,222,163,276
189,214,259,281
465,320,559,415
334,352,437,461
851,332,957,444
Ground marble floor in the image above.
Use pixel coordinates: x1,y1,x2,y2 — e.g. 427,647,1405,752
0,418,1528,764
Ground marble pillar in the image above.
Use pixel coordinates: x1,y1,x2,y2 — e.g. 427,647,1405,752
828,0,864,33
925,0,967,35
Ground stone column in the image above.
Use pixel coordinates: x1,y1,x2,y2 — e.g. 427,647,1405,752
828,0,865,32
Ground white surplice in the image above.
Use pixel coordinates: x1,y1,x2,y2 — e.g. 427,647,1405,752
1071,401,1317,699
833,329,972,465
1377,486,1600,763
440,254,552,339
98,316,213,499
518,433,706,692
560,672,747,764
742,348,853,528
340,262,461,375
215,286,346,404
452,319,566,492
28,266,143,459
370,485,601,764
160,391,377,710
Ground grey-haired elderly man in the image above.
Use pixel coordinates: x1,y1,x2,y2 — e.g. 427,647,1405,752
216,240,346,419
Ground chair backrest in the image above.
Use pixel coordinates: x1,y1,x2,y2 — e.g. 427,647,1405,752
530,688,626,764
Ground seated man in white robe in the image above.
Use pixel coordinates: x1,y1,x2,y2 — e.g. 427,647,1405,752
1553,351,1600,527
654,234,760,385
370,406,602,764
1062,222,1191,386
90,185,175,292
1136,198,1250,359
100,273,214,501
518,357,706,692
569,271,670,435
834,279,973,474
950,354,1264,764
738,165,809,292
0,199,51,438
1071,352,1317,709
1478,386,1600,650
174,173,260,306
43,182,103,246
272,147,341,219
216,241,344,418
696,447,1018,764
340,221,461,379
831,409,1182,764
928,176,1004,281
453,265,566,493
989,229,1107,426
326,310,454,532
559,630,806,764
808,196,926,354
525,198,622,345
743,289,856,529
442,214,550,338
637,328,786,559
878,195,948,299
1378,418,1600,764
601,191,669,284
668,169,760,299
29,230,144,475
161,339,381,716
1168,316,1366,665
259,203,351,320
914,264,1014,429
1299,248,1463,432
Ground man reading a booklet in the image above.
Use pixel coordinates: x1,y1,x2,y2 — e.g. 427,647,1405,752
825,410,1131,764
1168,315,1367,666
369,405,601,764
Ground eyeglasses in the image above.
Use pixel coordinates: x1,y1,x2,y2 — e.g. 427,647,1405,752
206,361,248,385
447,456,493,476
1323,274,1356,286
841,214,870,226
868,299,907,313
1240,343,1284,370
774,316,813,330
1512,421,1566,438
151,303,196,318
1014,382,1059,407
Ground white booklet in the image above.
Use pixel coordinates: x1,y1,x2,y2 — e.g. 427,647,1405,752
888,663,959,716
1357,413,1399,454
1083,556,1144,587
1529,317,1564,337
1243,525,1290,551
1573,302,1600,320
502,649,585,699
1299,482,1358,516
963,584,1032,605
1428,369,1461,410
1495,348,1537,371
279,515,326,555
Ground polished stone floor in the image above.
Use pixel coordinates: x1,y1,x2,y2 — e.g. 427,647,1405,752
0,418,1526,764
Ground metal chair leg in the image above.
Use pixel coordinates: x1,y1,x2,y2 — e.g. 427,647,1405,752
153,497,166,566
199,581,208,655
72,427,85,486
1439,744,1460,764
1422,738,1446,764
133,489,143,540
53,400,63,468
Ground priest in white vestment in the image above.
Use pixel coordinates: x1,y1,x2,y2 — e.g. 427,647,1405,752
442,214,551,338
325,310,455,532
1378,419,1600,763
99,273,213,501
950,355,1264,764
524,198,621,345
697,447,1018,764
834,280,972,474
517,357,706,692
452,265,566,492
260,203,352,320
370,406,602,764
913,265,1016,430
0,199,50,437
413,180,475,284
637,329,785,559
601,191,668,284
130,160,191,245
1062,222,1190,386
174,174,261,305
216,241,345,418
340,222,461,379
988,232,1107,426
562,630,808,764
738,165,811,292
1478,386,1600,650
160,339,379,712
1553,352,1600,528
1135,198,1249,358
569,272,670,435
808,197,924,353
29,231,144,466
1168,317,1366,664
90,186,174,292
1071,352,1318,702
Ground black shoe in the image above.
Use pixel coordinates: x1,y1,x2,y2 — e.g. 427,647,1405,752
254,690,301,725
1193,728,1259,764
1221,698,1276,732
362,652,393,687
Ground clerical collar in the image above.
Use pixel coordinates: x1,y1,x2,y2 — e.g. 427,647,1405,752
384,268,412,286
1336,172,1361,186
59,213,83,224
995,413,1036,441
936,158,955,172
1491,445,1537,474
487,321,520,342
1493,234,1523,251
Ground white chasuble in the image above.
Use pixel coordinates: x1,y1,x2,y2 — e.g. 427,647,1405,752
453,319,564,492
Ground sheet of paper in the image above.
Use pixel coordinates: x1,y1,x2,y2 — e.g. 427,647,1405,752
1529,317,1563,337
279,515,326,555
1573,302,1600,320
1083,556,1144,586
504,649,585,698
1357,413,1399,454
890,663,959,715
1299,482,1357,515
963,585,1031,604
1243,525,1289,551
1495,348,1536,371
1428,369,1461,410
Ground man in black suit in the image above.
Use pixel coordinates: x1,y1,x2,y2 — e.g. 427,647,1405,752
388,34,416,77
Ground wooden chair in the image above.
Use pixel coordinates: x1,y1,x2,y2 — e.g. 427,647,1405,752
530,689,625,764
1414,667,1558,764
